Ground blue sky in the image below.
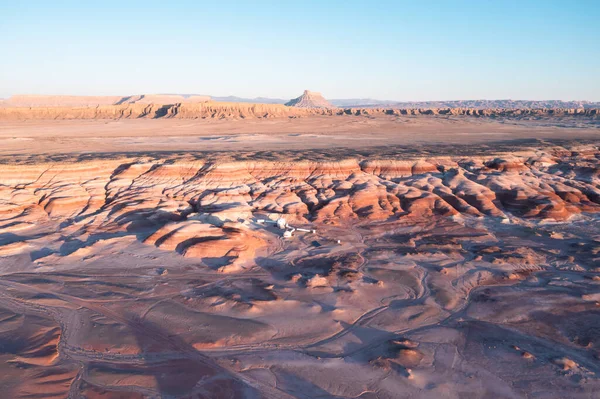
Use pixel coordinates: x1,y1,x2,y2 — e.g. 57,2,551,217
1,0,598,100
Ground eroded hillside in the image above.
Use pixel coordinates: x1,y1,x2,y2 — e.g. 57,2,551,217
0,145,599,397
0,101,598,120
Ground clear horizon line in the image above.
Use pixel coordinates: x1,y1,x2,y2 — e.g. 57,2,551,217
1,93,599,103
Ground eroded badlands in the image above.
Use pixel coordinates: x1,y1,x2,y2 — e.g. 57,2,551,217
1,140,599,397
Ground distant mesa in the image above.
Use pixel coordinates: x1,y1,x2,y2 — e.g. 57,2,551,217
114,94,211,105
285,90,334,109
0,94,211,108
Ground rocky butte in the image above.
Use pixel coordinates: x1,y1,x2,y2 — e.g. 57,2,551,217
285,90,334,108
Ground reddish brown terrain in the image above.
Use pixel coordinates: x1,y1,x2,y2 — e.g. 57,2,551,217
0,105,599,398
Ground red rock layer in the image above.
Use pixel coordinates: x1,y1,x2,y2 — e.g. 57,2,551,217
1,147,599,263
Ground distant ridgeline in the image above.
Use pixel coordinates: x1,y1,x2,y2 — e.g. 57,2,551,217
2,94,599,109
0,94,598,120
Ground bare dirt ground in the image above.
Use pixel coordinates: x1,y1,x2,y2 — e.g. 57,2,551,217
0,115,598,157
0,115,599,398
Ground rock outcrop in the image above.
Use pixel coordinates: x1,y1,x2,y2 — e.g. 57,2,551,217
285,90,334,109
0,102,597,120
1,147,598,243
331,99,600,109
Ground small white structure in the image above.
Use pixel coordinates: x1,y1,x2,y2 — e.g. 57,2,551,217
276,217,288,230
257,216,316,239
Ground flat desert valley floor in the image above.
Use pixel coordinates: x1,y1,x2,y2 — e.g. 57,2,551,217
0,114,598,156
0,115,599,398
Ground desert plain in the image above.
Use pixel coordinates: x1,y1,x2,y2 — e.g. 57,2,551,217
0,100,599,398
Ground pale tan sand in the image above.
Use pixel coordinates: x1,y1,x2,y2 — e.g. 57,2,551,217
0,114,598,156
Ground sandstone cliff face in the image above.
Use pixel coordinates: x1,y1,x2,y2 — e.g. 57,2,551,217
0,102,597,120
169,101,333,118
0,102,337,120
